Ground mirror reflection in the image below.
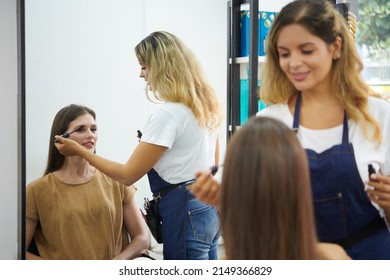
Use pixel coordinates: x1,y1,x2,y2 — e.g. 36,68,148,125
25,0,227,259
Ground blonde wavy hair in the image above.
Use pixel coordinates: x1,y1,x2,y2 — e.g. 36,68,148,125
135,31,223,131
260,0,381,143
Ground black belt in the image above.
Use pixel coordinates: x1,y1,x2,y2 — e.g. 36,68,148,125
153,179,194,200
333,216,385,249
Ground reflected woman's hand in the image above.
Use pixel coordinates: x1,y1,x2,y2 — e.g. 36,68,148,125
188,170,221,207
54,136,82,156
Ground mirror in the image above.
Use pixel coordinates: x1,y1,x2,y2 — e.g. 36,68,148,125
23,0,227,258
0,0,23,259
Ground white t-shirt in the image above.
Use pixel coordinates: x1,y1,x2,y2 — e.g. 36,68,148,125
257,96,390,218
141,102,218,184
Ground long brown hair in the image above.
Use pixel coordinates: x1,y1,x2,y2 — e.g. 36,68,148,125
221,116,318,259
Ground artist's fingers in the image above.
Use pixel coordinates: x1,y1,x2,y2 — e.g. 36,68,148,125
367,174,390,209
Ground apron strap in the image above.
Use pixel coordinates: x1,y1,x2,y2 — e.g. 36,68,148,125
341,111,349,144
292,92,301,130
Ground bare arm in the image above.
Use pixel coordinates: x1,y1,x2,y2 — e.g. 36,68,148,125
55,137,167,186
112,198,150,260
316,243,351,260
215,133,220,166
26,218,44,260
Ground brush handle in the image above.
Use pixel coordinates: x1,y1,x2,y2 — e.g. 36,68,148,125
368,164,378,182
62,132,70,138
210,164,224,176
54,132,70,143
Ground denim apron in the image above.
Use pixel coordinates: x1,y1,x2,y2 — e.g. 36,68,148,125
293,92,390,259
147,168,193,260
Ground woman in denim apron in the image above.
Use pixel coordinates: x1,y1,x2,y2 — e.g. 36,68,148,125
189,0,390,260
55,31,222,259
291,93,390,259
256,0,390,259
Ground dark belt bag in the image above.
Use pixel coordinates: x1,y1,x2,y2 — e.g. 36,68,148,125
141,180,192,244
141,197,164,244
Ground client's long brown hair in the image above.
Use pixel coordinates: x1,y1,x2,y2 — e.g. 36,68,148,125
221,116,318,259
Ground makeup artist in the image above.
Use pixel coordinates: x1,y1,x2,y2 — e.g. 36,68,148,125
257,0,390,260
26,104,149,260
55,31,223,260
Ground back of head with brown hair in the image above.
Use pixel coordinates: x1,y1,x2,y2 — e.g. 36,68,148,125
220,116,318,259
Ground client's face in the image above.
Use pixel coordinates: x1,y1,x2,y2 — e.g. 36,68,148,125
67,113,98,153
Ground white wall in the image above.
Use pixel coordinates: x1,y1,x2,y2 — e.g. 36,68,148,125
25,0,146,185
0,0,20,259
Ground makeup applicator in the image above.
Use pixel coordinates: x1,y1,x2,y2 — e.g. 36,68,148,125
54,126,84,143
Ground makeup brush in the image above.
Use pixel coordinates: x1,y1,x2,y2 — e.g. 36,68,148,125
54,126,84,143
368,164,379,182
210,164,224,176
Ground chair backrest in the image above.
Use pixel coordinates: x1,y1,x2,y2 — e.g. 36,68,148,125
27,237,40,256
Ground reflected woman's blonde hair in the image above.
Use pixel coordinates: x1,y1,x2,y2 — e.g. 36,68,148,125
135,31,222,131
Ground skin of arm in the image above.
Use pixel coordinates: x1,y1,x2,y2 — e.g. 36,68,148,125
26,218,44,260
316,243,351,260
366,173,390,224
112,198,150,260
215,134,220,166
54,137,167,186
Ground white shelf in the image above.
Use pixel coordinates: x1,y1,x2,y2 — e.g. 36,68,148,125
230,56,266,64
367,81,390,86
237,58,264,79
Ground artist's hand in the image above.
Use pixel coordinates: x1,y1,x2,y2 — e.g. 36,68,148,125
54,136,82,156
366,173,390,219
188,170,221,207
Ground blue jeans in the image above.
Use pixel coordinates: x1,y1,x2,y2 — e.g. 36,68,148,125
186,197,220,260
